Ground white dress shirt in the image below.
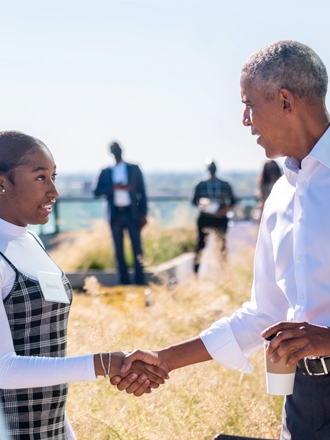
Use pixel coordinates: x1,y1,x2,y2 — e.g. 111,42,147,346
112,161,131,207
201,126,330,373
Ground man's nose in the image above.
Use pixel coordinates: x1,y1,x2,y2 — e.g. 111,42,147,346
242,109,251,127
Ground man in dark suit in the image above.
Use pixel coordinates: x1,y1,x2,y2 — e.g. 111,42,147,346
94,142,147,285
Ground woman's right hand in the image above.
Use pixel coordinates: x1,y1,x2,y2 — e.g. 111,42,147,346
109,351,169,397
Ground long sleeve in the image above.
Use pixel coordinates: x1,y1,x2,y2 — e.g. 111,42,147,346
137,166,147,215
200,208,291,373
0,296,97,389
227,183,236,206
65,414,77,440
93,168,113,198
190,181,201,206
0,222,97,389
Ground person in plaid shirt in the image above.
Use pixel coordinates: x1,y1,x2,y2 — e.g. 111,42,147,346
190,160,236,273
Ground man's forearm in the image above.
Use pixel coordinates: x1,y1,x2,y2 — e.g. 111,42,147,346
159,336,212,371
110,336,213,393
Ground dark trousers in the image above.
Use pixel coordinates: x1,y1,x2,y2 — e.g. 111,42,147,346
110,208,145,285
281,367,330,440
194,214,228,273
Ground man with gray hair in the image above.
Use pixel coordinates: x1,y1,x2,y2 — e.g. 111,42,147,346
113,41,330,439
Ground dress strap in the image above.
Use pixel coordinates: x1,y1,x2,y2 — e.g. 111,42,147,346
27,230,45,249
27,231,64,277
0,251,19,273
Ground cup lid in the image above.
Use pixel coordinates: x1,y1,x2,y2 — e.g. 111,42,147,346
264,333,277,341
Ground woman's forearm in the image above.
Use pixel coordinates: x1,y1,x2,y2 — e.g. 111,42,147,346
0,353,96,389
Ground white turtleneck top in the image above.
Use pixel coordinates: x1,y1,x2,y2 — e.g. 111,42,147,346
0,218,97,439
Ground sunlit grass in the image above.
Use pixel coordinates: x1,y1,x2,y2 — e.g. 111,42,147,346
49,220,195,271
65,238,282,440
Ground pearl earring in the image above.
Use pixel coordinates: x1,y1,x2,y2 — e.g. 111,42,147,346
1,189,5,193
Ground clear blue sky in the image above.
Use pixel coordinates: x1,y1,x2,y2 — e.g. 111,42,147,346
0,0,329,173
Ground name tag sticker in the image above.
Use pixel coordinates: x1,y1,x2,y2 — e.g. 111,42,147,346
36,271,70,304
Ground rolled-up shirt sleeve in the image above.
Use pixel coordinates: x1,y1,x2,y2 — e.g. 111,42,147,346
200,210,291,373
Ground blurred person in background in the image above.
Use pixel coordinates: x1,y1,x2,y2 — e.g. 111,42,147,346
94,142,147,285
0,132,167,439
190,159,236,273
257,160,282,219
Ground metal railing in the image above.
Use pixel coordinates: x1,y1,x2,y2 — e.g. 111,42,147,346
33,194,258,236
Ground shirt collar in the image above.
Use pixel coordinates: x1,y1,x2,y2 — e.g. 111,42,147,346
114,160,126,167
284,125,330,184
283,156,300,185
0,218,28,238
307,125,330,169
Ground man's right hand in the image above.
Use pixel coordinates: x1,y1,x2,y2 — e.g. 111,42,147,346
113,183,131,191
110,337,211,394
110,352,169,396
214,206,230,218
110,350,170,393
122,350,170,376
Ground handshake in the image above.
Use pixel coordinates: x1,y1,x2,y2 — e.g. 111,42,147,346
101,336,212,396
104,321,330,398
108,350,170,397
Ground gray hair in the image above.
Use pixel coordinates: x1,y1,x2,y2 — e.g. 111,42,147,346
242,40,328,103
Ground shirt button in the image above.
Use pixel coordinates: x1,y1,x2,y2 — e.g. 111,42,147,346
300,294,304,299
302,180,307,186
298,217,303,223
298,255,303,261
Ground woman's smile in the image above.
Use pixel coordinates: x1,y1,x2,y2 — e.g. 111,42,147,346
38,199,56,215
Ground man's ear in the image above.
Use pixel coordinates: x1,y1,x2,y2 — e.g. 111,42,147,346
279,88,295,114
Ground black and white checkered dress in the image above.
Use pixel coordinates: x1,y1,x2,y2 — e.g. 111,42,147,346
0,244,73,440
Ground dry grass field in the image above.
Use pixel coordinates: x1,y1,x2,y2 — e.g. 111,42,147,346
49,220,195,271
59,235,283,440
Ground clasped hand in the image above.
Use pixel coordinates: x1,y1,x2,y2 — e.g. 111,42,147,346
113,183,131,191
261,321,330,366
110,351,169,397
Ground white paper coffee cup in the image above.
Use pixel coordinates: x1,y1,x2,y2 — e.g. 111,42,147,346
266,372,296,395
264,338,297,395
